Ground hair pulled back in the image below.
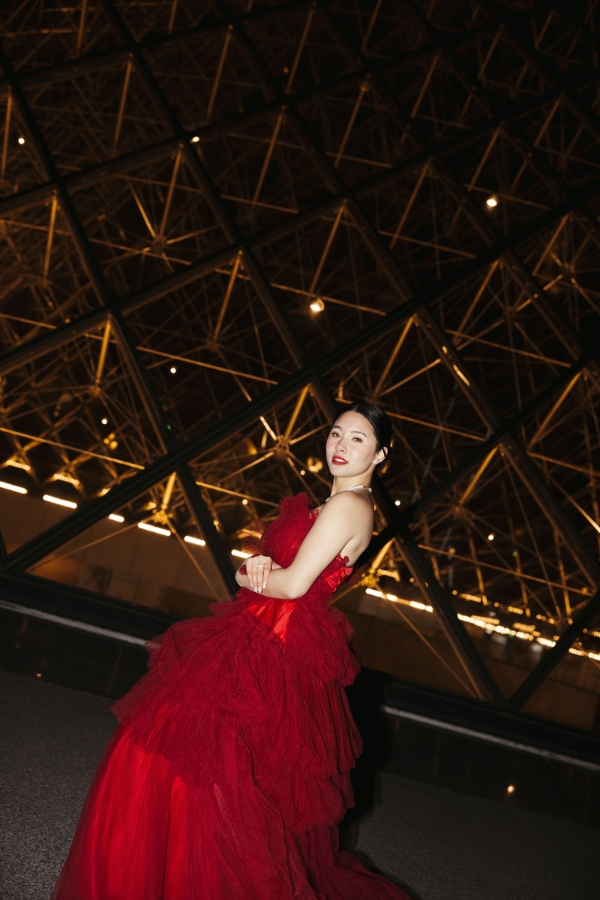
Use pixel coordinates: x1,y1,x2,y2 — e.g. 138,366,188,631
334,402,392,465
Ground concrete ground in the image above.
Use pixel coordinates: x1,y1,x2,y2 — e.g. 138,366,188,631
1,670,599,900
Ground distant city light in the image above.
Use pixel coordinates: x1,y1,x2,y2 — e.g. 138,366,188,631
184,535,206,546
108,513,125,523
138,522,170,536
0,481,27,494
486,195,498,208
309,298,325,313
43,494,77,509
232,549,252,559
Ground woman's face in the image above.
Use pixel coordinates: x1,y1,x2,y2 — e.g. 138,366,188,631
325,411,385,477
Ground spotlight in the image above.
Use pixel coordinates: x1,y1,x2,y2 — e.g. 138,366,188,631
170,366,177,374
17,137,25,145
486,195,498,208
309,298,325,313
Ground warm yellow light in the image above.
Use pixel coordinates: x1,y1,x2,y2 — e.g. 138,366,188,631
0,481,27,494
241,498,249,506
310,298,325,313
138,522,170,536
184,535,206,546
101,417,108,425
190,135,200,143
18,137,25,145
487,533,495,540
395,499,401,506
486,196,498,208
232,549,252,559
43,494,77,508
170,366,177,374
109,513,125,523
507,785,515,794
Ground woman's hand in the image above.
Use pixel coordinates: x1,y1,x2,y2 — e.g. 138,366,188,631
245,555,280,593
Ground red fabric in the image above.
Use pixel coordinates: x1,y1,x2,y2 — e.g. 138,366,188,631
51,493,411,900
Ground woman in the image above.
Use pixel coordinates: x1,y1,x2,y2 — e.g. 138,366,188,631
52,402,411,900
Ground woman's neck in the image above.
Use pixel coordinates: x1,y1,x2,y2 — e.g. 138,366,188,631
329,477,372,498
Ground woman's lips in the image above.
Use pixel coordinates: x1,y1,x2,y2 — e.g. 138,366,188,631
332,456,347,465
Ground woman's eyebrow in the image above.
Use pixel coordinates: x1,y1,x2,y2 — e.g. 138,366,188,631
350,429,367,437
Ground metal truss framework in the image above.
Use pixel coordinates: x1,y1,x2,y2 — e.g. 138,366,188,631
1,0,600,719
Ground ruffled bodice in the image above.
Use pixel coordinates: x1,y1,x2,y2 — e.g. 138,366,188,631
111,493,362,833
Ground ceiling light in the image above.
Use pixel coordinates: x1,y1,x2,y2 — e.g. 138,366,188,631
53,472,80,487
184,535,206,546
108,513,124,523
17,137,25,145
0,481,27,494
232,549,252,559
309,298,325,313
6,459,30,471
486,195,498,208
138,522,170,536
170,366,177,374
43,494,77,509
101,417,108,425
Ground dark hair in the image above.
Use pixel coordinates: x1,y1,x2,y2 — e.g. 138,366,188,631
333,402,392,464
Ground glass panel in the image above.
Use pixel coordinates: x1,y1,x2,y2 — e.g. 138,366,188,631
522,608,600,733
0,321,164,551
409,448,596,698
27,472,228,618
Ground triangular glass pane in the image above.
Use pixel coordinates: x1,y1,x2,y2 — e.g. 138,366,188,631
254,204,400,357
124,261,298,441
24,59,172,174
335,548,480,698
0,196,101,354
382,49,489,145
444,128,560,233
0,91,48,196
2,1,119,72
329,0,429,60
199,111,334,235
144,29,267,130
521,607,600,732
522,373,600,557
27,472,228,617
244,6,358,93
115,0,220,39
70,149,229,296
0,322,164,550
410,449,596,698
324,318,490,496
360,161,489,288
297,81,421,185
429,262,574,419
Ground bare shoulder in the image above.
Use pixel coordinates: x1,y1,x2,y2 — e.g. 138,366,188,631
319,490,373,522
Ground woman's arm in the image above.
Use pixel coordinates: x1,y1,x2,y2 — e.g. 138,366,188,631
237,493,371,599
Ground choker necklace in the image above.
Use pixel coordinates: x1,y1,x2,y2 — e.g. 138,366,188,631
325,484,372,503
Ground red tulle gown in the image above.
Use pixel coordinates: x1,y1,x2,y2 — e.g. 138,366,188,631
52,493,411,900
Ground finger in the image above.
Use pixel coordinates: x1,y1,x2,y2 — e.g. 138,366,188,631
263,561,271,590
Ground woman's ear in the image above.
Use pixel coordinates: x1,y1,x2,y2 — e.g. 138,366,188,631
374,447,387,465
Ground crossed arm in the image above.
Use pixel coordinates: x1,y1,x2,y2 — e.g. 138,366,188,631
234,493,372,600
